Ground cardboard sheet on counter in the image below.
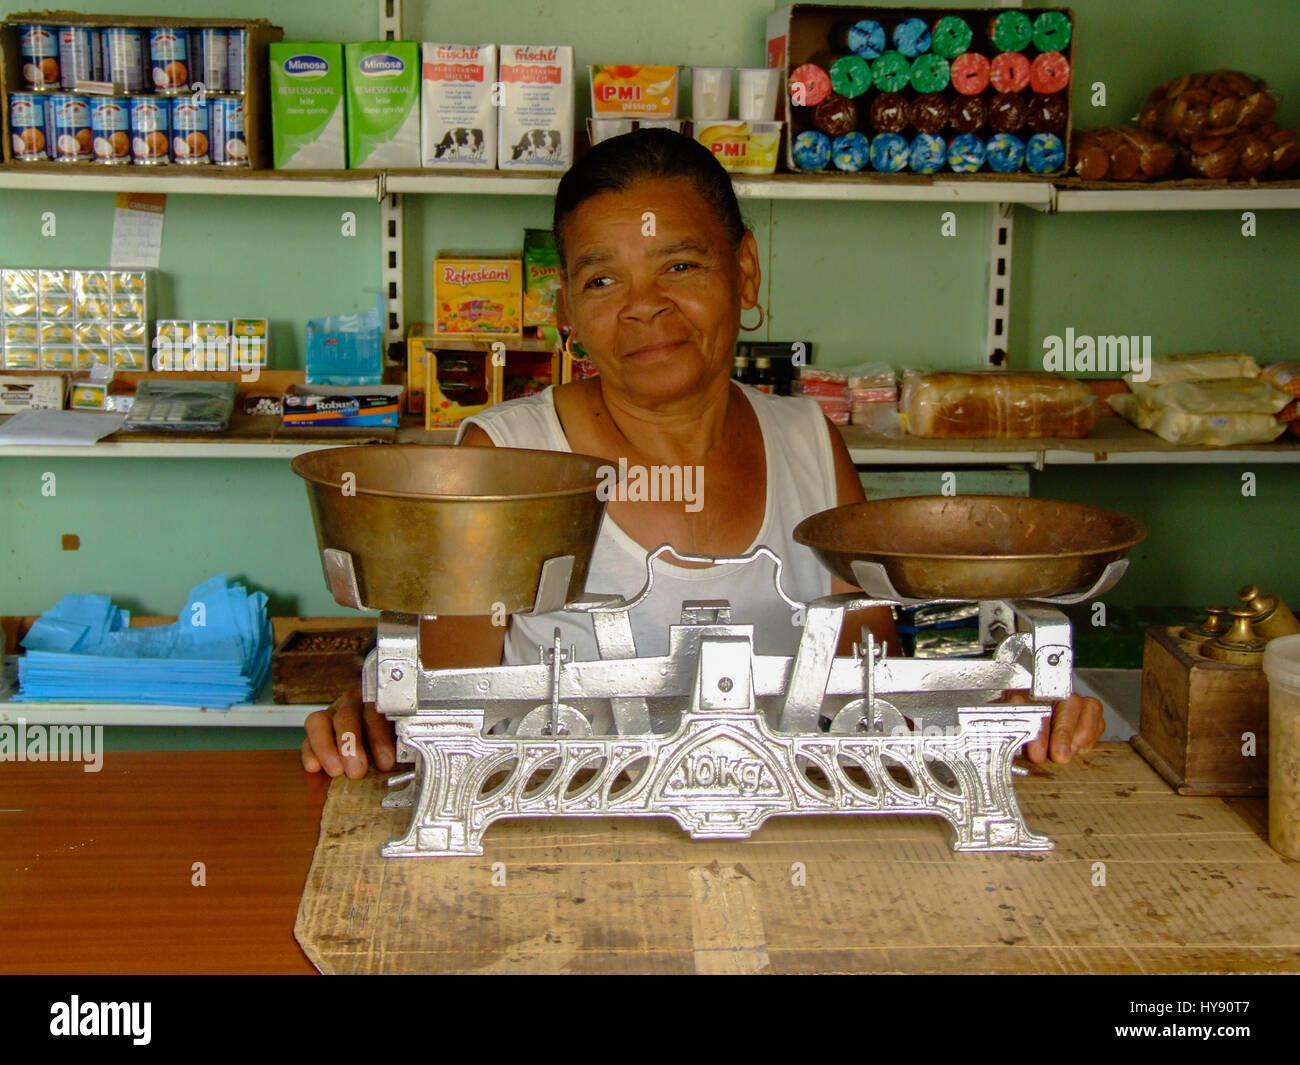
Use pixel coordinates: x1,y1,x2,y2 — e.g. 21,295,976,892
294,742,1300,974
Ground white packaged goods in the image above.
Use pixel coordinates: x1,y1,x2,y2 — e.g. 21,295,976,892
498,45,573,173
421,44,497,168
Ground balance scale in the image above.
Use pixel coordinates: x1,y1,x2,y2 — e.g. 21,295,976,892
327,545,1127,857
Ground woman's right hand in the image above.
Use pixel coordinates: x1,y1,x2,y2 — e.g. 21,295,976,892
301,686,397,778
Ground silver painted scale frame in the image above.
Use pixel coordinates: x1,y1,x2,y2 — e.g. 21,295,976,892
326,544,1129,857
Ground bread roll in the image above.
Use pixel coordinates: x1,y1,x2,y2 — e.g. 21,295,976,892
901,371,1097,439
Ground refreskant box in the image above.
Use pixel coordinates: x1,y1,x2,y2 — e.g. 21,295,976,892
434,253,522,337
270,42,345,169
421,43,497,168
498,45,573,173
346,41,420,168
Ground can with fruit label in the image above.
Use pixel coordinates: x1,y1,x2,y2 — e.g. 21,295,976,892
19,25,61,90
47,93,92,162
101,27,147,93
210,95,248,165
9,94,50,160
149,27,191,94
130,97,171,164
91,96,132,165
170,96,211,164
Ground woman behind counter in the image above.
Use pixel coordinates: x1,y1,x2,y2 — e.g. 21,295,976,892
302,128,1103,777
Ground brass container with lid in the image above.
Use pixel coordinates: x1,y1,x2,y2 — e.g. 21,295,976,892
1238,584,1300,642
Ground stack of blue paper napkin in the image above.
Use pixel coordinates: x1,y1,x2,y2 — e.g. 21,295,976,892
15,576,273,707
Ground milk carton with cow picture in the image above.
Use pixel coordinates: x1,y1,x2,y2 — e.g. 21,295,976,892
421,44,497,168
497,45,573,173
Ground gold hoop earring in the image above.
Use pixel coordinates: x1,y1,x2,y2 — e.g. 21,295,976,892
563,331,578,358
739,302,766,333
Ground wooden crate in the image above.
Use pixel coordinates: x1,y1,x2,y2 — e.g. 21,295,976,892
1132,625,1269,795
271,625,375,705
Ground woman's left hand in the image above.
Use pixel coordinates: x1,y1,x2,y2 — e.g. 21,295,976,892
1022,692,1106,765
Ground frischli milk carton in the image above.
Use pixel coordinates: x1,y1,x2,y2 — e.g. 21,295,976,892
498,45,573,173
345,41,420,168
421,44,497,168
269,43,345,169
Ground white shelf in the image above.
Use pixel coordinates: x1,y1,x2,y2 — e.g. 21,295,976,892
1055,185,1300,212
384,171,560,196
0,439,359,459
0,694,318,728
733,175,1055,206
0,165,381,199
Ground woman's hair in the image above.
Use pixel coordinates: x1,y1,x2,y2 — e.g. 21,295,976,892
552,128,747,271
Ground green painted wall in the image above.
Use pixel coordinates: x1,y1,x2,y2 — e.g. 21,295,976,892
2,1,1297,751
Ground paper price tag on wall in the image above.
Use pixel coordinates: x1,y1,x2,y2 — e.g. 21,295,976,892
110,193,166,269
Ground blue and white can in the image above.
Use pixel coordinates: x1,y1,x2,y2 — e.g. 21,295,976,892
9,93,50,160
101,27,147,93
90,96,132,164
58,26,101,88
227,29,247,92
193,28,230,93
47,93,92,162
210,95,248,166
149,27,191,93
18,24,60,90
130,97,170,164
170,96,210,164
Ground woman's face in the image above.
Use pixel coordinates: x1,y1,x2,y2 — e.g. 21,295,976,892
559,176,760,408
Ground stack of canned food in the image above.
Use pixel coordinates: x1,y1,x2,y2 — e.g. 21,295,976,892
10,22,249,166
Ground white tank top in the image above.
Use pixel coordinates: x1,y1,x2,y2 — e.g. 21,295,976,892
457,383,839,665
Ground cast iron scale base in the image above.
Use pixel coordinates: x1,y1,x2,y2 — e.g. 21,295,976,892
326,544,1127,857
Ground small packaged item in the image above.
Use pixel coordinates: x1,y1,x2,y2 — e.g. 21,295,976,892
842,361,896,389
4,321,39,348
41,321,76,347
523,229,562,333
111,295,146,320
694,120,782,174
2,269,39,318
70,379,108,410
425,343,495,427
1108,392,1288,447
3,346,41,370
111,270,148,296
232,318,268,367
305,294,384,385
282,384,403,427
112,347,149,371
76,321,112,349
0,375,64,411
40,347,78,370
1129,377,1292,416
75,270,111,318
589,65,680,117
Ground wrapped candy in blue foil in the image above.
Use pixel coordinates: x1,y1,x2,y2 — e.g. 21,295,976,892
910,132,947,174
870,132,910,172
832,131,871,171
1026,132,1065,173
792,129,832,170
986,132,1026,173
892,17,932,58
845,18,886,59
948,132,986,173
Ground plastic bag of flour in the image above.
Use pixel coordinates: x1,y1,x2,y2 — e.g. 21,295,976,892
1108,392,1287,446
1128,377,1292,415
1126,350,1261,387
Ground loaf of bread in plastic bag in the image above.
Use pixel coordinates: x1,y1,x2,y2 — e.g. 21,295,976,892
900,370,1097,438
